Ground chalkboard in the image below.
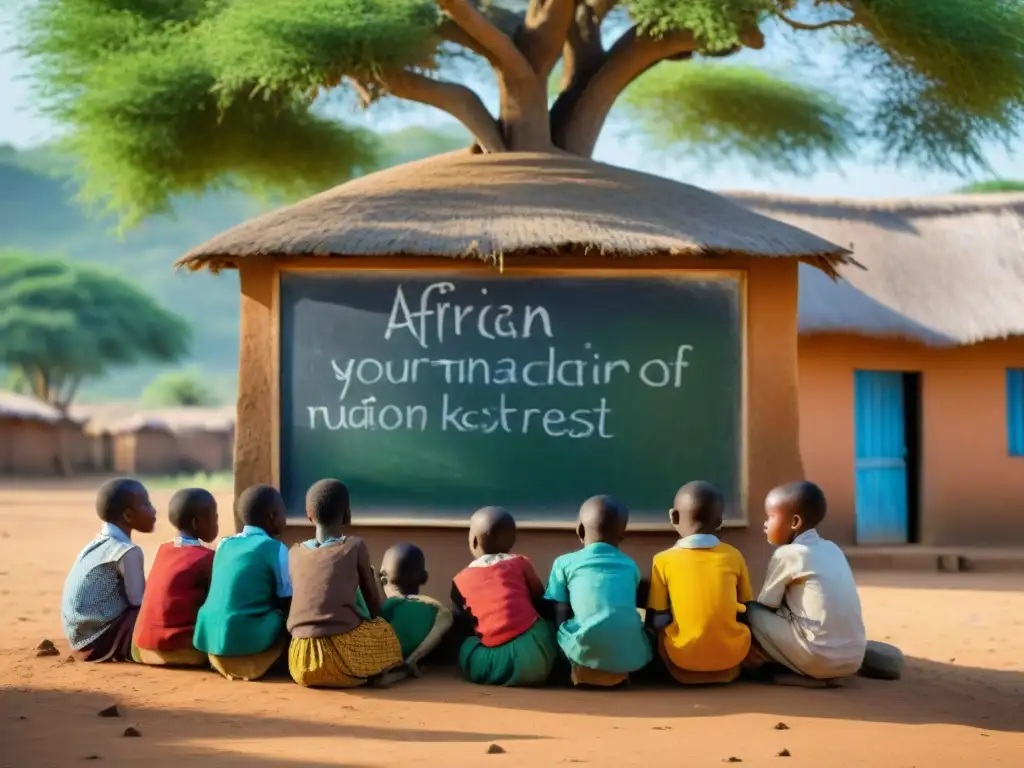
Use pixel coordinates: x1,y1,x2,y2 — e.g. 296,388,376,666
279,270,744,526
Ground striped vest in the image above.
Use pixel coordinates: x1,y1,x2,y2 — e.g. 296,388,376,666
61,536,136,650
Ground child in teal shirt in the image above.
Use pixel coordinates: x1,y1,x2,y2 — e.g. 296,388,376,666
194,485,292,681
544,495,652,686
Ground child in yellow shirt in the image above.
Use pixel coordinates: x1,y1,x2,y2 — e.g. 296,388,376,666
646,481,753,684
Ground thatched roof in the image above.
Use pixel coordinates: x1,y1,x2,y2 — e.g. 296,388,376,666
729,192,1024,346
177,151,851,275
71,403,236,435
0,390,65,424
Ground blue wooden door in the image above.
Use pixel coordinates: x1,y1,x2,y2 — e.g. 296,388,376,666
854,371,910,544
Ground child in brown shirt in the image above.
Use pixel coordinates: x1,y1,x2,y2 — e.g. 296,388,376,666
286,478,406,688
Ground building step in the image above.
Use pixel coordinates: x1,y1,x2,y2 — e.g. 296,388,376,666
843,546,1024,573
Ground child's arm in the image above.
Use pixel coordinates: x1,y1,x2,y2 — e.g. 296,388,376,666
449,581,477,638
355,540,383,618
406,598,454,666
636,577,651,609
118,547,146,607
756,548,795,610
521,557,546,600
274,542,293,614
645,558,672,632
541,558,571,627
738,557,755,605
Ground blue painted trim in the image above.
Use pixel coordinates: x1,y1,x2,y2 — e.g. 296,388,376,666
1008,369,1024,457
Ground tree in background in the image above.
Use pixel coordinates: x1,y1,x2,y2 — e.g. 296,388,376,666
0,251,191,412
19,1,1024,226
956,180,1024,194
142,368,222,407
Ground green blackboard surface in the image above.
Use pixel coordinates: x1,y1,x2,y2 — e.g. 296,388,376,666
279,270,744,526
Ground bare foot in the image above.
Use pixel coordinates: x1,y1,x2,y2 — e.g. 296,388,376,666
371,667,410,688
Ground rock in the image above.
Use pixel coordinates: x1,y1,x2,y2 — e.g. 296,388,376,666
774,722,789,731
725,758,743,763
36,639,60,658
486,744,506,754
858,640,905,681
777,749,791,757
83,756,102,761
97,706,120,718
65,655,76,664
123,727,141,738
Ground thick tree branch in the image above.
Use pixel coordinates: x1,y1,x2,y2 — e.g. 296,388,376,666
436,0,536,82
776,11,855,32
556,23,762,156
549,0,606,146
371,69,507,153
514,0,576,79
557,27,699,156
436,0,551,150
438,19,496,63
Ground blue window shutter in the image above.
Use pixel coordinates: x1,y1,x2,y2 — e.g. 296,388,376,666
1009,369,1024,456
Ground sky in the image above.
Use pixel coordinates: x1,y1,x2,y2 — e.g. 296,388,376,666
2,5,1022,199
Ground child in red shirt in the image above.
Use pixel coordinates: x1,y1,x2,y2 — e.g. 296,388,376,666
132,488,219,666
451,506,556,686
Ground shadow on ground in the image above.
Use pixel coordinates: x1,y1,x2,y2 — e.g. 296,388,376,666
0,686,543,767
365,655,1024,733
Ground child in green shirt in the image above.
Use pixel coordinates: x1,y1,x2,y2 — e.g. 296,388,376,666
379,543,452,674
193,485,291,681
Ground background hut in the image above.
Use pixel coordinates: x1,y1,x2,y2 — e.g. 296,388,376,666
145,406,235,473
176,150,852,592
0,390,86,475
733,192,1024,551
106,414,180,476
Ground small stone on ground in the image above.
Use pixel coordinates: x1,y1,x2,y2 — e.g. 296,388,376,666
858,640,905,680
97,706,120,718
774,722,789,730
122,727,141,738
35,639,59,657
486,743,506,754
777,749,791,757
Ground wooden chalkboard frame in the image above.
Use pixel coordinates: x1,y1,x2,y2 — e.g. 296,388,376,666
271,262,748,531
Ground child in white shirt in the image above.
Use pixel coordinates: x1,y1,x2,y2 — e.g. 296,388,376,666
746,481,866,682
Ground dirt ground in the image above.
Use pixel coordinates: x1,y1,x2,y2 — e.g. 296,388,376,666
1,480,1022,767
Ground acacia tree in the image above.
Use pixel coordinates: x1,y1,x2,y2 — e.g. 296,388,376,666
20,1,1024,226
0,252,191,412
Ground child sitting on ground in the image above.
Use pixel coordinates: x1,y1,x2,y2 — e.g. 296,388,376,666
62,478,157,662
544,495,652,687
745,481,866,685
193,485,292,681
132,488,219,667
452,506,557,686
647,481,753,684
379,543,453,672
287,479,407,688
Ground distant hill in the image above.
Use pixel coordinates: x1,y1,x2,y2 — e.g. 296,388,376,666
0,126,470,401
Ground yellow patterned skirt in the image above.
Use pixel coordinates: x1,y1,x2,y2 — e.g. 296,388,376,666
289,618,404,689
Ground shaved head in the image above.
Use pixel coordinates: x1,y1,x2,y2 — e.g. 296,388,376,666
578,495,629,544
468,506,516,557
766,481,827,530
671,481,724,535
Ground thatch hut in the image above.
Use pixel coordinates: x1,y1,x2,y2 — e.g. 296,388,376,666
145,406,236,473
733,192,1024,550
105,414,180,476
0,390,86,475
178,151,852,590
